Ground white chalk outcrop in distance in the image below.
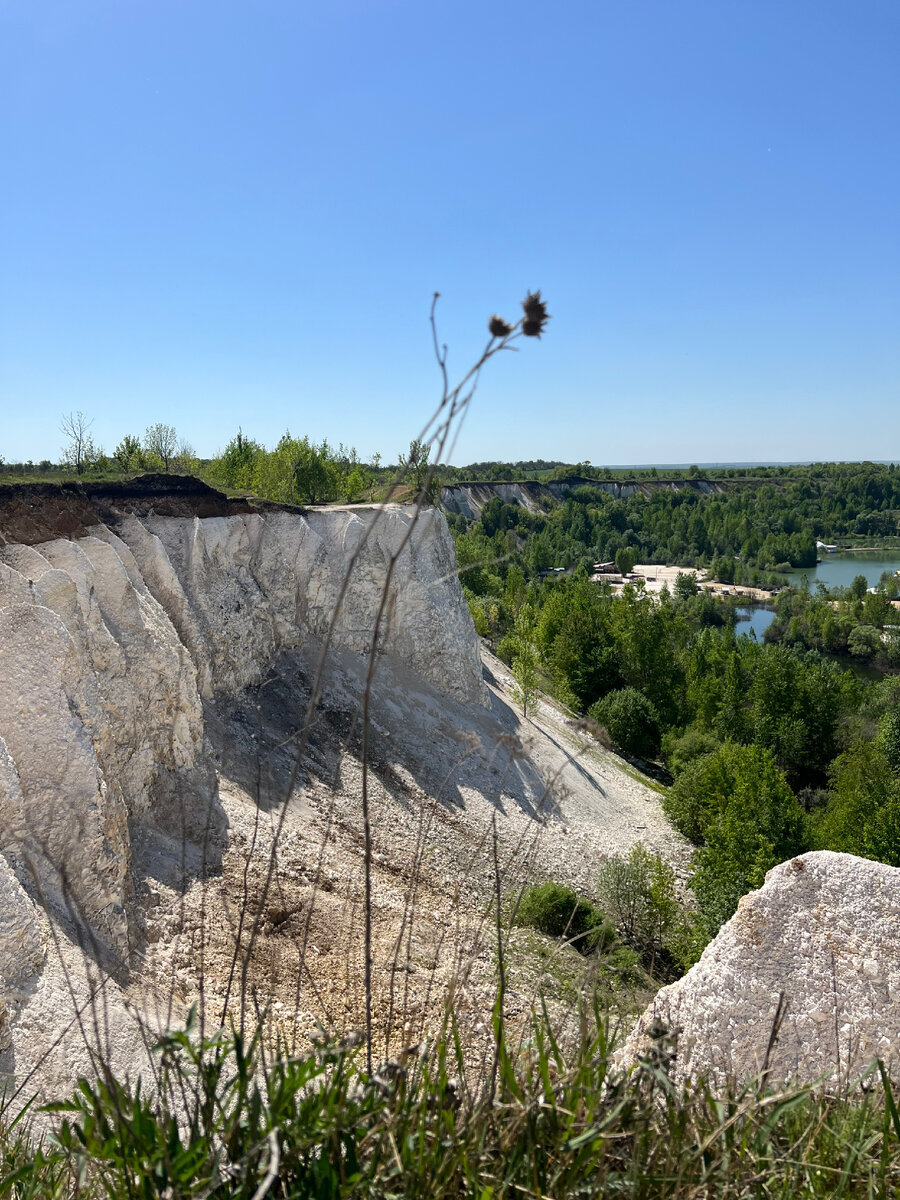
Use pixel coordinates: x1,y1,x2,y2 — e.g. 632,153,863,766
0,502,484,977
621,851,900,1089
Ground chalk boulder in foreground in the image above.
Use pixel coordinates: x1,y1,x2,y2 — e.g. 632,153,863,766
620,851,900,1089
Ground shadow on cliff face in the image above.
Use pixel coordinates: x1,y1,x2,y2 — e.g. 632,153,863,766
129,763,226,894
204,647,561,825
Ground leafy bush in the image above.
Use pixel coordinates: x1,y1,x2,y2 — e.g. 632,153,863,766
597,844,701,978
664,743,806,936
810,741,900,866
863,674,900,721
848,624,882,659
673,571,699,600
880,708,900,775
495,631,517,665
589,687,661,758
515,881,614,953
662,726,720,776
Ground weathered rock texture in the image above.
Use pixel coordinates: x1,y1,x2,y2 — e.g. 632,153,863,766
0,495,484,962
0,479,680,1107
621,852,900,1089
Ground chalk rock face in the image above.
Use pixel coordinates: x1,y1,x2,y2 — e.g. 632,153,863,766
0,605,131,953
0,501,484,963
621,852,900,1089
0,843,46,1049
109,505,484,705
298,507,484,704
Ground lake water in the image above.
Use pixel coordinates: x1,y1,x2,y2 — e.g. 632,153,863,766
787,551,900,592
736,607,776,639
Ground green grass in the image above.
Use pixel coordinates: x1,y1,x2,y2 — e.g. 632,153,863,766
4,998,900,1198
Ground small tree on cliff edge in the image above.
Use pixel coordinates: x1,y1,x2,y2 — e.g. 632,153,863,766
61,410,94,474
144,423,178,472
399,438,438,504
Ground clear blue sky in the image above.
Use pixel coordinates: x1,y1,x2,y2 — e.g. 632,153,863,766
1,1,897,466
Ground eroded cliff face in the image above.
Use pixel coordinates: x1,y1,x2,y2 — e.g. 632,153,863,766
440,476,727,519
0,480,686,1107
0,491,485,972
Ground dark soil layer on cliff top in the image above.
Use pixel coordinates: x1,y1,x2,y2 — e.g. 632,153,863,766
0,475,258,545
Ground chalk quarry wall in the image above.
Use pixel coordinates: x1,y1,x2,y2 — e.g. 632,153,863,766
440,476,727,519
0,489,485,998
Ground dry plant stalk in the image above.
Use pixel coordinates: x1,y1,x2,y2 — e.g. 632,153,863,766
14,291,553,1105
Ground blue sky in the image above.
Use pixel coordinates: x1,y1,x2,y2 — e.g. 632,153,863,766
1,0,897,466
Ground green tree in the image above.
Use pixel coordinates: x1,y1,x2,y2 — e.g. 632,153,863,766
811,742,900,866
663,726,720,776
216,430,262,489
848,574,868,602
615,547,636,576
610,589,682,724
537,578,620,710
715,651,748,743
711,555,736,584
664,743,805,935
879,709,900,776
747,646,849,783
455,529,495,596
144,423,178,472
674,571,699,600
293,437,336,505
400,438,437,502
266,433,309,503
848,624,882,659
510,603,539,718
862,590,893,627
589,687,661,759
597,844,695,977
113,434,144,473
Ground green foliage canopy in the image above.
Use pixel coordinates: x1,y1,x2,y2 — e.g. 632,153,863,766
664,743,806,935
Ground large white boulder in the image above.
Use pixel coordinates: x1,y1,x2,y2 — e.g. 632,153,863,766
621,851,900,1089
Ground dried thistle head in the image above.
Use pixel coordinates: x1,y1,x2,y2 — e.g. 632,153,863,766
488,314,514,338
521,290,550,337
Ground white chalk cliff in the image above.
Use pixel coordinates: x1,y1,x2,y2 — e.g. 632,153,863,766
0,495,484,1052
621,851,900,1089
0,478,687,1107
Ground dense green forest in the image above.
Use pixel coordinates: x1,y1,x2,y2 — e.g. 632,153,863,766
451,463,900,584
483,572,900,941
445,460,900,947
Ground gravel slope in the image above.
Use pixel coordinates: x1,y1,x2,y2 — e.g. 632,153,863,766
134,639,688,1055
